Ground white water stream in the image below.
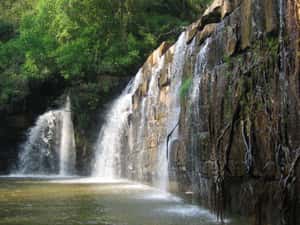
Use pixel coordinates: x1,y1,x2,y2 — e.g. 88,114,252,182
93,32,188,191
15,96,76,176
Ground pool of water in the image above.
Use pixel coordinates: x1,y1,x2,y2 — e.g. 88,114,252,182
0,177,248,225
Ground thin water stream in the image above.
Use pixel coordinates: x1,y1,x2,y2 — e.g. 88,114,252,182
0,177,249,225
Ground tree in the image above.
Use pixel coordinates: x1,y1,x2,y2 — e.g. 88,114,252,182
0,0,212,105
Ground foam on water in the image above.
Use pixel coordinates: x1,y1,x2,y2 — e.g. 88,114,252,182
157,205,231,223
138,191,182,202
159,205,210,216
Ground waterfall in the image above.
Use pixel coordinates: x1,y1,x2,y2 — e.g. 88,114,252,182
90,29,213,193
128,33,188,190
186,38,211,194
278,0,288,100
15,96,76,176
157,33,188,190
92,32,189,191
59,96,76,175
93,70,143,178
141,53,167,188
16,110,61,175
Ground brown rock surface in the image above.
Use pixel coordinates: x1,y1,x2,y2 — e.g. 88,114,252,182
115,1,300,224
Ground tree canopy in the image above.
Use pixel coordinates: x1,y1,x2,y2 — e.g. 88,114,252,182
0,0,212,106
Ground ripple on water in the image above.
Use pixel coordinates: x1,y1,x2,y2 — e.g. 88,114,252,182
47,177,128,184
0,177,243,225
155,204,231,223
158,204,216,218
4,174,79,179
137,191,182,202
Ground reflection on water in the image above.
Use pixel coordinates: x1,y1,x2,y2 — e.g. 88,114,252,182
0,177,248,225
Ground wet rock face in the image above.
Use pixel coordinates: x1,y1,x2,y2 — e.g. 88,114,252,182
125,0,299,224
0,115,32,173
177,0,299,224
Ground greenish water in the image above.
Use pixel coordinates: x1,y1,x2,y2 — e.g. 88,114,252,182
0,177,248,225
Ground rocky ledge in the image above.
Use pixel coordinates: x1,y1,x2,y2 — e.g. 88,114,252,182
122,0,300,225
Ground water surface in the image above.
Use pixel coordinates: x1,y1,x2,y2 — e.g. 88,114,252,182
0,177,248,225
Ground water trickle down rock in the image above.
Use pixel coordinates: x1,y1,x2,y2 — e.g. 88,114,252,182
92,0,300,223
92,70,144,178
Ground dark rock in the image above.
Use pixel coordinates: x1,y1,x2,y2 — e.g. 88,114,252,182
124,1,299,224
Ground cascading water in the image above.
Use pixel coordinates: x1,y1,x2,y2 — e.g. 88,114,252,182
190,39,210,104
16,111,61,175
128,33,189,191
278,0,288,111
186,38,211,194
93,70,143,178
157,33,188,190
15,96,76,176
59,96,76,176
92,32,189,191
138,53,167,188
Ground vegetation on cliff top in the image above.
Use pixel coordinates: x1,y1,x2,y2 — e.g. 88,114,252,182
0,0,212,107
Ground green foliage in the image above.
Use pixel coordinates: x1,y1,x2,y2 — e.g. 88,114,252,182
0,0,37,27
225,72,233,78
180,77,192,99
70,79,118,130
0,0,212,106
267,37,279,56
223,55,231,65
0,73,29,106
0,20,15,42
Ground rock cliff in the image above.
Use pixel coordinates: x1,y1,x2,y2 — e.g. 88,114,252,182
121,0,300,224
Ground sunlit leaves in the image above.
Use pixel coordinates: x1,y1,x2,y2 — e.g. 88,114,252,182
0,0,211,105
55,38,90,79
